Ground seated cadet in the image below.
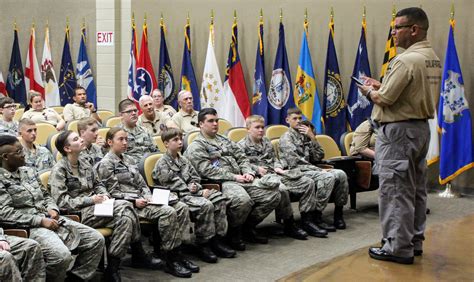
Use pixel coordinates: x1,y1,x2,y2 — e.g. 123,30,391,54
0,134,105,281
238,115,326,238
279,108,349,231
49,130,161,281
117,99,158,162
349,119,377,160
184,108,281,250
0,227,45,281
153,127,236,263
96,127,196,278
63,86,102,123
152,89,177,119
0,97,19,136
137,95,168,135
77,117,105,165
18,118,55,172
22,91,66,131
168,90,199,134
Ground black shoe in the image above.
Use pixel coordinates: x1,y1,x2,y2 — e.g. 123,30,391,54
227,227,246,251
414,250,423,256
164,261,192,278
301,212,327,238
104,256,121,282
313,210,336,232
368,247,414,264
211,237,237,258
179,258,200,273
334,218,346,230
197,244,218,263
242,228,268,244
283,219,308,240
131,254,164,270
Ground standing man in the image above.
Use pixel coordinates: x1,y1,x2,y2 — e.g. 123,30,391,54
358,7,442,264
63,87,102,123
168,91,199,134
152,89,177,119
137,95,169,135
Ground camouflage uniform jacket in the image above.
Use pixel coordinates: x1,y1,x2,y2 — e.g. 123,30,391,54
237,135,283,173
0,167,59,228
184,133,255,181
23,144,56,171
96,152,151,199
153,152,203,197
49,157,109,212
80,143,105,166
118,123,158,161
0,120,19,136
279,128,325,169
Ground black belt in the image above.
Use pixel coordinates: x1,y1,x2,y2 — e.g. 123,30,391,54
378,119,427,126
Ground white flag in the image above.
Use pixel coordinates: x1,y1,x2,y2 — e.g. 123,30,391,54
25,27,44,97
41,27,61,107
200,24,227,119
426,112,439,166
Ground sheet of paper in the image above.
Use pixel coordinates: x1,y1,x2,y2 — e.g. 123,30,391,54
94,198,115,217
149,189,170,205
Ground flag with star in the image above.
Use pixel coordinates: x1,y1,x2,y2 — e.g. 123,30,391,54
135,20,157,108
158,17,177,107
76,25,97,108
179,19,200,110
58,23,76,106
6,27,27,106
251,13,268,123
127,16,139,106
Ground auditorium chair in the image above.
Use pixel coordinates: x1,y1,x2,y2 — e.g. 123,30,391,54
46,132,61,154
271,138,281,159
265,125,289,140
218,118,233,135
152,135,167,152
35,123,57,147
97,110,115,122
66,120,80,132
50,106,64,114
339,132,354,156
13,108,24,122
183,129,200,151
226,127,247,142
97,127,110,141
105,116,122,128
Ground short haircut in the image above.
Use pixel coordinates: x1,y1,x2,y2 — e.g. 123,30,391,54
0,97,15,108
178,90,191,102
55,130,74,156
74,86,86,96
245,115,265,129
396,7,429,30
28,90,42,103
139,95,153,105
287,108,302,117
104,127,126,149
161,127,182,143
0,134,18,147
77,117,97,134
19,118,36,129
118,99,136,113
198,108,217,124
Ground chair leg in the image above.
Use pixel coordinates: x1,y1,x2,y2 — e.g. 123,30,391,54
350,190,357,210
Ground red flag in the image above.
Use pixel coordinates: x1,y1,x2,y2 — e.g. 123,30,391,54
25,27,45,98
0,71,7,97
135,21,157,111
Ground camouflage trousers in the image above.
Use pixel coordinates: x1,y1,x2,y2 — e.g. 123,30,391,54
0,236,45,282
299,165,335,212
325,169,349,207
29,217,104,281
274,172,317,220
136,201,190,251
82,199,140,258
181,193,228,244
222,179,281,228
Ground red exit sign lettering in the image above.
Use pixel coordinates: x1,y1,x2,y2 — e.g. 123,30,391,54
96,31,114,46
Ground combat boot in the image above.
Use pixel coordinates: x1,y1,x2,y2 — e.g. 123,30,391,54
283,216,308,240
104,256,121,282
227,226,246,251
333,206,346,229
197,242,218,263
301,212,328,238
130,242,163,270
175,247,200,273
211,236,237,258
242,224,268,244
313,210,336,232
163,249,193,278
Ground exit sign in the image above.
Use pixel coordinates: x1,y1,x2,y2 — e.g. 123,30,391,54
96,31,114,46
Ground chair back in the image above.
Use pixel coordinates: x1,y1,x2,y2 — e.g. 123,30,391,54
97,110,115,122
218,119,233,135
105,116,122,128
138,153,163,187
153,135,167,152
316,135,341,160
183,130,200,151
51,106,64,114
39,170,51,190
47,132,61,154
35,123,57,146
66,120,79,132
98,127,110,141
55,151,63,162
340,132,354,156
13,108,24,121
226,127,247,142
271,139,280,159
265,125,289,140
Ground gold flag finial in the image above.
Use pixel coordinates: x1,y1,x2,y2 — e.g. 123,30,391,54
392,5,396,19
450,3,455,20
211,9,214,25
14,19,17,30
305,8,308,22
46,19,49,29
330,7,334,19
363,6,366,20
160,12,164,25
144,13,147,25
260,8,263,19
32,20,35,29
187,12,190,25
82,17,86,29
132,12,135,25
234,10,237,24
280,8,283,23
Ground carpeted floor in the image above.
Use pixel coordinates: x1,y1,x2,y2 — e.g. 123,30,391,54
120,190,474,281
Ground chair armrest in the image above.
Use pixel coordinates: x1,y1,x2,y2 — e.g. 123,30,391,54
4,229,28,238
202,183,221,191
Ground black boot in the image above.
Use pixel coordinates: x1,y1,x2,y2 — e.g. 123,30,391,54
283,217,308,240
197,242,218,263
301,212,328,238
104,256,121,282
175,248,200,273
211,236,237,258
313,210,336,232
130,242,164,270
242,224,268,244
163,250,193,278
334,206,346,229
227,226,246,251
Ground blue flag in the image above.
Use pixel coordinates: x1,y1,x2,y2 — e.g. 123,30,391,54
251,18,268,123
159,20,177,108
59,26,76,106
347,20,372,130
76,27,97,108
438,20,474,184
267,22,295,125
180,22,200,110
323,17,346,143
6,29,27,106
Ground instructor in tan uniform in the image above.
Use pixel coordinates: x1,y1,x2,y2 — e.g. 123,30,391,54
358,7,441,264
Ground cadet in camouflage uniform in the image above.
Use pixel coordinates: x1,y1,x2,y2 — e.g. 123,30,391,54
77,117,105,166
238,115,327,238
279,108,348,230
96,127,195,278
18,119,55,172
0,97,19,136
118,99,158,162
153,127,236,263
49,130,162,281
0,227,46,281
0,134,104,282
184,108,281,250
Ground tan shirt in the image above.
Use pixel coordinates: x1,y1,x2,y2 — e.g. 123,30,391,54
63,103,91,122
137,112,168,135
170,109,199,133
372,40,442,122
22,108,63,126
156,105,177,119
349,120,377,157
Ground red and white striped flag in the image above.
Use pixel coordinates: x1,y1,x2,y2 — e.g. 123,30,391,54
25,26,44,99
0,71,7,97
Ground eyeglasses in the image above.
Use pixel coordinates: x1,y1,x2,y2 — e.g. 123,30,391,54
394,24,414,31
3,105,17,109
121,109,138,114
